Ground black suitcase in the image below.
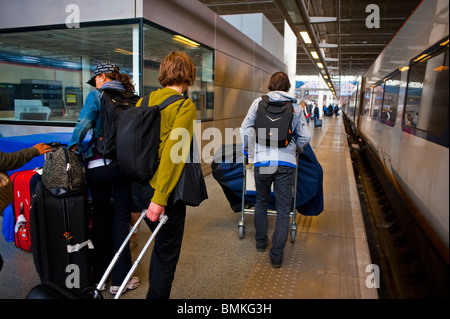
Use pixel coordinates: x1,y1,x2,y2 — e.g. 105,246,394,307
26,282,95,299
27,210,167,299
29,181,93,288
315,119,322,127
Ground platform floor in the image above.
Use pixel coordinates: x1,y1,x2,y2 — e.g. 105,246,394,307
0,116,377,299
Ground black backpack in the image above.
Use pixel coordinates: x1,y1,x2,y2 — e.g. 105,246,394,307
254,95,294,148
116,94,187,182
96,88,140,162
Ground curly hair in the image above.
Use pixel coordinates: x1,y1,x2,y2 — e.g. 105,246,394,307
105,69,136,94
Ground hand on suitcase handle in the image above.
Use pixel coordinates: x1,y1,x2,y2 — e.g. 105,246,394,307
94,209,168,299
146,201,165,222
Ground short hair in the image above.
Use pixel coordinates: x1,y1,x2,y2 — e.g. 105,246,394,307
159,51,197,87
268,72,291,92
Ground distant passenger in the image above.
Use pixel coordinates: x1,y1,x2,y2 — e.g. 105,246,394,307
301,100,310,124
68,62,139,294
313,102,319,126
240,71,311,268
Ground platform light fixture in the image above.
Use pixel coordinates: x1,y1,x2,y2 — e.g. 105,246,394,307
300,31,312,44
317,63,324,68
311,51,319,59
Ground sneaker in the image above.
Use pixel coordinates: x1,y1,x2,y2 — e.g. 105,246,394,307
110,276,140,294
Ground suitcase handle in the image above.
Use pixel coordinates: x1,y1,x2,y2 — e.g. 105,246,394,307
93,211,168,299
114,214,168,299
94,210,148,298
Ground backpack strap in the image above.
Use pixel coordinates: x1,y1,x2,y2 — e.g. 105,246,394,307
159,95,187,110
139,95,150,108
139,94,186,110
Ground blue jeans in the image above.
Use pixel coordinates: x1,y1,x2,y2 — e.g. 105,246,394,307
254,165,295,262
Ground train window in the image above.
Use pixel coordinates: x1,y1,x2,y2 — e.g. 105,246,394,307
379,72,401,127
404,46,449,141
363,88,372,115
371,83,384,120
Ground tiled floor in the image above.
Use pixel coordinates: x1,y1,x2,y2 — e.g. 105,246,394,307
237,117,377,299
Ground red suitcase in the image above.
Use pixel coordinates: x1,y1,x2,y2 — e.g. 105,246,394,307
10,169,41,252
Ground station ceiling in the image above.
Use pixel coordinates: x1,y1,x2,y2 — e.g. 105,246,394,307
199,0,421,90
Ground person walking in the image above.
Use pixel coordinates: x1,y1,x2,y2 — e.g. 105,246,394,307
69,62,139,294
313,102,319,126
240,72,311,268
131,51,197,299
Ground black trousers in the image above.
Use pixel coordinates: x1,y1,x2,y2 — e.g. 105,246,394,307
86,165,133,286
131,181,186,299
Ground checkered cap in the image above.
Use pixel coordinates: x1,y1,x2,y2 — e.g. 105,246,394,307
87,62,119,87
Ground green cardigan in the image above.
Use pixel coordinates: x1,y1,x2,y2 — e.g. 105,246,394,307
137,88,196,206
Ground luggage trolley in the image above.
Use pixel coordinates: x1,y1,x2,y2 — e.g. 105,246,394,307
238,157,298,243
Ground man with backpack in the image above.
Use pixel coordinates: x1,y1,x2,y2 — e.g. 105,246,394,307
240,72,311,268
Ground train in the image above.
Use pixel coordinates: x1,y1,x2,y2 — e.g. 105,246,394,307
341,0,448,264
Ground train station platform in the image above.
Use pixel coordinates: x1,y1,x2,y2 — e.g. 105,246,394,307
0,115,377,300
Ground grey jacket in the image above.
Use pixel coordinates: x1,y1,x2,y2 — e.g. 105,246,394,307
240,91,311,168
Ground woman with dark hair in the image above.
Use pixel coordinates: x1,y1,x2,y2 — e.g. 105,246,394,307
240,71,311,268
69,62,140,294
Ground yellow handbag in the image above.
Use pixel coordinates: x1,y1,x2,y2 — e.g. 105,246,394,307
0,172,14,212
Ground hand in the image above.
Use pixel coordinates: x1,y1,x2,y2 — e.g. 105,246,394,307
146,202,165,222
33,143,52,155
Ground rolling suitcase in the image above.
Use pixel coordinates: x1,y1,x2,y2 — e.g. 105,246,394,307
315,118,322,127
29,180,93,288
10,169,41,252
26,210,167,299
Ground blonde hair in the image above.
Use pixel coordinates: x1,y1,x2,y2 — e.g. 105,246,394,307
159,51,197,87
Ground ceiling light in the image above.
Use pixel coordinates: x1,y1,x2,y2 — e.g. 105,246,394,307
311,51,319,59
300,31,312,44
173,35,200,47
114,48,133,55
317,63,324,68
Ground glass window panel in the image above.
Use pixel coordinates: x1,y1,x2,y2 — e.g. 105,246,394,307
143,24,214,121
363,88,372,115
371,83,384,120
0,23,138,124
404,48,449,136
380,72,401,127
